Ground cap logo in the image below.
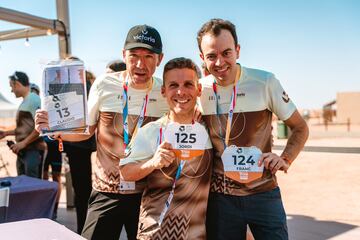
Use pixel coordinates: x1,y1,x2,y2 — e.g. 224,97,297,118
142,29,148,35
133,34,155,43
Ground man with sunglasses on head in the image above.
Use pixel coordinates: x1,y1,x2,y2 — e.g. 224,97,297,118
0,71,44,178
197,18,309,240
35,25,168,240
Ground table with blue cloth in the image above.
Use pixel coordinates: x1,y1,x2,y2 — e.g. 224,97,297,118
0,175,58,222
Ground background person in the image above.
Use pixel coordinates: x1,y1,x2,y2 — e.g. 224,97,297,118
63,69,97,233
106,59,126,73
30,82,62,219
0,71,44,178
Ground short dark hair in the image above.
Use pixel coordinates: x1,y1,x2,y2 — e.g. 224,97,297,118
30,83,40,95
65,55,81,61
106,60,126,72
197,18,238,52
86,71,95,82
163,57,201,85
9,71,29,86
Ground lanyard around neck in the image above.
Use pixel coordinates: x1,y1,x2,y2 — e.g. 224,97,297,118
157,116,189,226
212,65,241,146
122,74,154,151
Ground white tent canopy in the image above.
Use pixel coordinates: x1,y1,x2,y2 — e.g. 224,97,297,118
0,92,17,118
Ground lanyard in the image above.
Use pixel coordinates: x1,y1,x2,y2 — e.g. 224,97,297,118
158,159,185,226
212,65,241,146
122,74,153,151
157,117,189,226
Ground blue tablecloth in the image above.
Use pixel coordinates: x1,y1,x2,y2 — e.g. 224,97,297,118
0,175,58,222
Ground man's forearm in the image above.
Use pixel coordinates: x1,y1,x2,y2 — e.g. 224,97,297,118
120,159,156,182
281,116,309,163
57,133,93,142
49,124,96,142
5,129,15,136
21,129,40,146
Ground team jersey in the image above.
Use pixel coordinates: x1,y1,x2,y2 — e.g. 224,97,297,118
199,65,296,196
15,92,43,149
88,72,168,194
120,116,213,240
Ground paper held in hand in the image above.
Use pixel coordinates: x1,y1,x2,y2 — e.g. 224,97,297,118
41,60,89,135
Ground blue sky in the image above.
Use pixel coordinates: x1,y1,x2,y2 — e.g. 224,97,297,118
1,0,359,109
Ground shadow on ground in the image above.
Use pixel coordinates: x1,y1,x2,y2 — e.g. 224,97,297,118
288,214,358,240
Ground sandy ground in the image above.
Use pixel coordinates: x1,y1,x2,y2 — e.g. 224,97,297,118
276,151,360,226
1,119,360,238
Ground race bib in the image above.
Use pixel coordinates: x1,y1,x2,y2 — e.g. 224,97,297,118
164,122,208,160
45,91,85,129
221,145,264,183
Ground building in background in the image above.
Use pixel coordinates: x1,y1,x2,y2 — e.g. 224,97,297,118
321,91,360,124
337,92,360,124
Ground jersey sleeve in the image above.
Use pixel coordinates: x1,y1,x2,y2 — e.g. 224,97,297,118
266,74,297,121
120,122,159,166
19,93,41,119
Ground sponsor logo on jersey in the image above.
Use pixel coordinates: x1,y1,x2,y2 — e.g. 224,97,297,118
208,95,220,101
117,95,131,100
237,92,246,97
282,91,290,103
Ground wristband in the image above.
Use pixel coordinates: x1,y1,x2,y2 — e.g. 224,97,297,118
280,154,292,173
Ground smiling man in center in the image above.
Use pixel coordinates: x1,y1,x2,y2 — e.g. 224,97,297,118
120,57,213,240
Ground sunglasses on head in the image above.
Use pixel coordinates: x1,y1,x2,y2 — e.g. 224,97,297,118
10,72,20,81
